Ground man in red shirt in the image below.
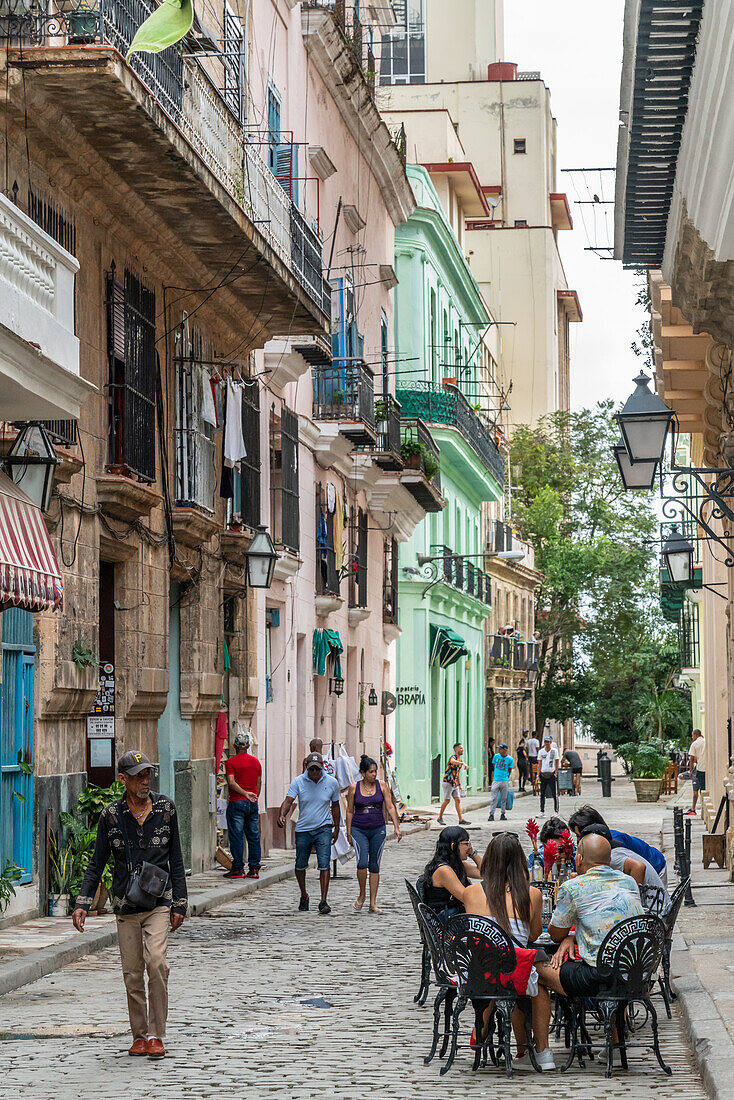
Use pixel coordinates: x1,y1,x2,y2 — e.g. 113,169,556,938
224,731,262,879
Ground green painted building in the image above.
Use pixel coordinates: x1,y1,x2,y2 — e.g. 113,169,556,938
393,166,505,806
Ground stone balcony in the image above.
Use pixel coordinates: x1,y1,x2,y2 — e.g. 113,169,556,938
0,192,94,421
3,0,329,342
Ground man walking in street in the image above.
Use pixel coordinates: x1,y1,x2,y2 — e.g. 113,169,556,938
687,728,706,816
278,752,341,914
488,743,513,822
437,742,471,825
525,730,540,792
562,746,584,796
538,731,560,816
224,730,262,879
72,751,187,1059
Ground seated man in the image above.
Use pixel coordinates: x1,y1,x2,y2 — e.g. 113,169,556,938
539,833,643,999
568,804,667,882
578,823,671,916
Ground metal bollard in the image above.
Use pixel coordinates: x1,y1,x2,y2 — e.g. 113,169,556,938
673,806,684,875
596,752,615,797
683,817,696,905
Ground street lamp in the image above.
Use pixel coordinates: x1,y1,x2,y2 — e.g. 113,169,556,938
616,372,674,465
612,435,659,490
4,423,58,513
368,687,378,707
244,525,279,589
329,676,345,696
662,523,694,585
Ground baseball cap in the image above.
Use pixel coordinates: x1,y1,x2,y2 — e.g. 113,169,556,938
543,732,552,742
498,742,508,750
118,750,152,775
305,752,324,769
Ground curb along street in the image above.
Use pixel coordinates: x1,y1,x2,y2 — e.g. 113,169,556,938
0,821,428,1000
662,797,734,1100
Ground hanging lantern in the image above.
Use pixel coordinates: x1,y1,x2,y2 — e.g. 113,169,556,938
5,423,59,513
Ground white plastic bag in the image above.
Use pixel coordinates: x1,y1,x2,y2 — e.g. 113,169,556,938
331,823,355,864
335,745,360,790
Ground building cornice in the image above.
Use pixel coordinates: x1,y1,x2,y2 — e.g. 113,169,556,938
301,7,415,227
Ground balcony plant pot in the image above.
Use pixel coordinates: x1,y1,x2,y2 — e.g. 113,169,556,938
632,777,663,803
48,893,70,917
404,453,421,470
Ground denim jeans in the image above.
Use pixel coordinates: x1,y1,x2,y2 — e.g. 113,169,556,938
226,800,261,872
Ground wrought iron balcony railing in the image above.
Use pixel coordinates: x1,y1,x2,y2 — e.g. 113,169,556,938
488,635,535,670
375,394,402,467
396,382,505,487
2,0,329,318
400,418,441,493
312,362,375,436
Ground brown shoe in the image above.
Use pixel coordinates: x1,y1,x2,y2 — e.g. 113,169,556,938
128,1039,148,1056
147,1038,166,1058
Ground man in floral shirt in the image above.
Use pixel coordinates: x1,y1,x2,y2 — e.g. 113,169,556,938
72,751,187,1058
542,832,643,998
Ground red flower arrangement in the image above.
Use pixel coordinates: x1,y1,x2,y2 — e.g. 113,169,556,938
525,818,540,854
558,829,575,861
543,838,558,877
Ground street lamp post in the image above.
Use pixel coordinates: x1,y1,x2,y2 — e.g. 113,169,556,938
244,525,279,589
612,435,658,491
616,371,674,465
4,423,59,513
662,523,694,585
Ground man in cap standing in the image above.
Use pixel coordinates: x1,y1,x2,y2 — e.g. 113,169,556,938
488,743,514,822
72,751,187,1058
224,730,262,879
278,752,341,914
538,732,560,816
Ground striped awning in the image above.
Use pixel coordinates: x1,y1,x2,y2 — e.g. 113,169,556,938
430,624,468,669
0,470,63,612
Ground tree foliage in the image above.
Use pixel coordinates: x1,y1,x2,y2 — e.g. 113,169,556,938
510,403,691,745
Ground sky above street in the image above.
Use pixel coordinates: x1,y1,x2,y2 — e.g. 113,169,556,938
504,0,642,412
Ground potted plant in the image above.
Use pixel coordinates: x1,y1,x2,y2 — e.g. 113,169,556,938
47,831,75,916
374,399,389,434
618,741,671,802
401,438,424,470
62,781,121,912
423,451,439,483
0,860,22,916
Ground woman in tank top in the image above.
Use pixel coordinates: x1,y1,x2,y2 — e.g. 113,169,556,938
346,755,402,913
463,832,555,1071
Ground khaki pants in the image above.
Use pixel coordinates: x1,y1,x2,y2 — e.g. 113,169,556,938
116,906,170,1041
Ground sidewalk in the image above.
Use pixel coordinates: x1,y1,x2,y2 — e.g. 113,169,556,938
662,786,734,1100
0,820,428,999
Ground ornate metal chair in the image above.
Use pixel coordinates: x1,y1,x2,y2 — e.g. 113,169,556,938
657,876,689,1016
560,914,671,1078
405,878,431,1006
441,913,541,1078
416,902,459,1066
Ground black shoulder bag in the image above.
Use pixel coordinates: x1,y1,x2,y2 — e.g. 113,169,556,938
119,807,170,910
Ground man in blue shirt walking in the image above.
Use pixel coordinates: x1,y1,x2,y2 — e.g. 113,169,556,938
278,753,341,914
488,743,514,821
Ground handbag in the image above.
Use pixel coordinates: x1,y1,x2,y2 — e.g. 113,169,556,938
120,813,169,911
500,942,538,996
506,789,515,811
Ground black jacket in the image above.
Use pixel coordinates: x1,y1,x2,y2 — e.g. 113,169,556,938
75,793,188,916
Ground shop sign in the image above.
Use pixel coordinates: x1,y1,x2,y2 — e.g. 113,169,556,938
396,684,426,706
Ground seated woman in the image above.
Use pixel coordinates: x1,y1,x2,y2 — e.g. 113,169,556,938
463,833,555,1071
420,826,480,920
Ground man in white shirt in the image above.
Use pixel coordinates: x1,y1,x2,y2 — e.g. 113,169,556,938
686,729,706,816
538,732,560,815
525,731,540,791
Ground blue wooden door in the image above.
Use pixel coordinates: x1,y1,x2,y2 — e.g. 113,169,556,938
0,610,35,881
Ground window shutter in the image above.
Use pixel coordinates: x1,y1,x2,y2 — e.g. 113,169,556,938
274,143,294,199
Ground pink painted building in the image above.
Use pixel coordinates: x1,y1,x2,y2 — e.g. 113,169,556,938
241,0,438,848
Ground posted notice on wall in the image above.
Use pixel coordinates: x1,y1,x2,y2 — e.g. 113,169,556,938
87,715,115,740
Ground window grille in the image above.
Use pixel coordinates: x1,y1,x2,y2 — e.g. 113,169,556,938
106,265,156,482
27,189,76,255
270,405,300,552
240,384,261,529
383,538,398,625
173,322,215,510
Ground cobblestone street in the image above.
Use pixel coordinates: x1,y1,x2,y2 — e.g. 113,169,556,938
0,789,711,1100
